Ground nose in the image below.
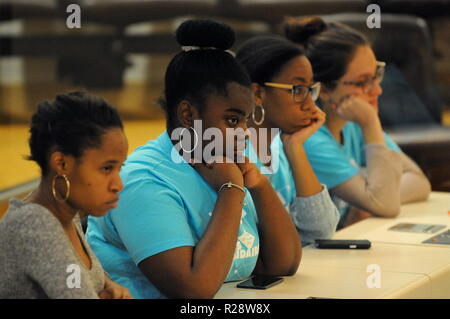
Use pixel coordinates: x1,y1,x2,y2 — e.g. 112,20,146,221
369,79,383,97
110,173,124,194
300,94,315,112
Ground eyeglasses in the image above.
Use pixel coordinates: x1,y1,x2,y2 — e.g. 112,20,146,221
332,61,386,94
264,82,321,103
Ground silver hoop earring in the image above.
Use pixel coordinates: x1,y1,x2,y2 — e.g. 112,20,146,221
180,126,199,153
252,105,265,126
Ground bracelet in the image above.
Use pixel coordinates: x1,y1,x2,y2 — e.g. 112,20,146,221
218,181,245,195
218,182,246,206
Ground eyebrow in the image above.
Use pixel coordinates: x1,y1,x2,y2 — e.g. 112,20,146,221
225,108,247,116
354,66,378,79
291,77,307,83
102,160,120,165
291,76,315,84
353,73,373,81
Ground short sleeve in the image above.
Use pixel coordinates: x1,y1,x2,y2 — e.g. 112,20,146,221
304,132,359,189
109,177,196,265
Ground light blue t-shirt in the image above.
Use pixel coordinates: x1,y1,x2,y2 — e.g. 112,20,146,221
247,134,295,212
246,133,339,244
303,122,401,217
86,131,260,299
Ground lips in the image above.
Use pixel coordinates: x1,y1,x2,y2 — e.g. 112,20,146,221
301,117,312,124
369,97,378,106
106,198,119,208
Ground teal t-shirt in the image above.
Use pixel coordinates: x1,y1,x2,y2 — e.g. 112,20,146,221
86,131,260,299
247,133,295,212
303,122,401,217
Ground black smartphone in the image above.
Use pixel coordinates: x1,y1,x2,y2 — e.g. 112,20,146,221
315,239,371,249
236,275,284,290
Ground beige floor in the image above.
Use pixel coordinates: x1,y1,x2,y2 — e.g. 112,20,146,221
0,120,166,190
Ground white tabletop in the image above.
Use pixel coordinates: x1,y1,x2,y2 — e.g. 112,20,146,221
301,243,450,298
215,264,431,299
216,192,450,299
334,192,450,247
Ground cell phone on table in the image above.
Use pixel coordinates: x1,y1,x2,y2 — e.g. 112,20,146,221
315,239,371,249
236,275,284,290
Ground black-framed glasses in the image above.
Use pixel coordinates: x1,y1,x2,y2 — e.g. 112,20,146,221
264,82,321,103
332,61,385,94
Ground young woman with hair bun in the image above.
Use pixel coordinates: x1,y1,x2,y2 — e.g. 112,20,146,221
283,16,431,227
87,19,301,299
0,92,131,298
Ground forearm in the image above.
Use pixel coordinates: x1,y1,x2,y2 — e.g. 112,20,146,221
190,189,245,294
138,188,247,299
250,178,301,276
361,117,385,145
399,153,431,203
285,144,323,197
290,185,340,245
332,144,403,217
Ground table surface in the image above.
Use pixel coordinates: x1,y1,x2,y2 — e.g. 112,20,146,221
334,192,450,246
215,264,431,299
215,192,450,299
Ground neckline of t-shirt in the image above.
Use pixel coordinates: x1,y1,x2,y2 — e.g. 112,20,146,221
321,123,349,149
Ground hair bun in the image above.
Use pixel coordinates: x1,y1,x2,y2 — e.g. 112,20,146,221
283,16,326,44
176,19,235,51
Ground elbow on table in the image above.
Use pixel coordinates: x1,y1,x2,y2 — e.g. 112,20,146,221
286,254,301,276
418,178,432,201
281,249,302,277
255,246,302,278
371,203,401,218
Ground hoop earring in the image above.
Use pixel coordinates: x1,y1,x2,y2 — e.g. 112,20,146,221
52,174,70,203
252,105,265,126
180,126,199,153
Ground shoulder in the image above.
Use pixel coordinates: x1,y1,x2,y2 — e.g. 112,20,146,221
0,199,70,262
1,199,62,238
122,133,192,187
304,127,344,158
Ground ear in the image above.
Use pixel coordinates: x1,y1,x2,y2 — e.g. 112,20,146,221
318,84,336,109
176,100,200,128
319,84,332,101
48,151,75,176
251,82,265,106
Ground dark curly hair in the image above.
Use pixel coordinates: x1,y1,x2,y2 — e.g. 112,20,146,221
162,19,251,131
28,91,123,175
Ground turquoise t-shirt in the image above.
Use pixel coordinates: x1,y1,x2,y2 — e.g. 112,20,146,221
86,131,260,299
303,122,401,217
247,134,295,212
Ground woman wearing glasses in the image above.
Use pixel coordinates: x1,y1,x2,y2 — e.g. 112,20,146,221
283,17,431,227
236,36,340,245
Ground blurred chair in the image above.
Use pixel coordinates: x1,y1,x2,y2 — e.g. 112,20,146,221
316,13,450,191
